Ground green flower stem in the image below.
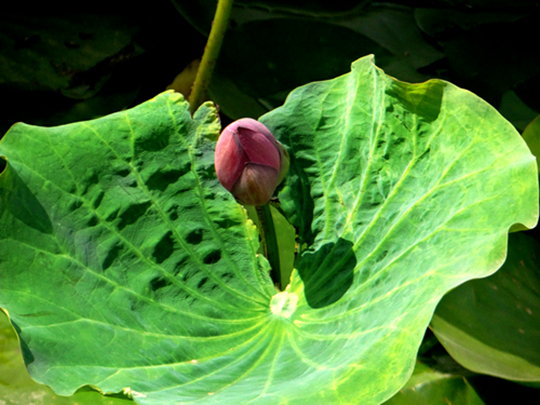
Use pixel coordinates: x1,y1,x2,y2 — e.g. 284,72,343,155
256,204,281,290
189,0,234,115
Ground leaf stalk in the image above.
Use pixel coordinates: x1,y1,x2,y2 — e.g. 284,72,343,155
255,204,281,290
189,0,234,115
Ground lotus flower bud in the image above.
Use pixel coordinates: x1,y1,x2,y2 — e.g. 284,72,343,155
215,118,289,206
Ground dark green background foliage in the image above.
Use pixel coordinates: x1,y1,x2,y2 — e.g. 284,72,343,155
0,0,205,135
2,1,540,133
173,0,540,128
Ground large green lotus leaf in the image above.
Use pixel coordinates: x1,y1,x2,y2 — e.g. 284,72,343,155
260,55,538,403
383,360,484,405
431,232,540,381
0,92,281,404
0,311,132,405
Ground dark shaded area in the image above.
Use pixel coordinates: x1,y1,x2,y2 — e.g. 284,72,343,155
150,276,169,291
469,375,540,404
235,0,365,15
297,238,355,308
0,162,53,234
432,12,540,110
202,249,221,265
91,190,105,209
117,201,152,230
87,214,99,227
275,146,316,247
212,218,237,229
134,131,170,153
68,198,83,211
197,276,209,289
216,19,391,103
73,386,133,401
10,320,35,366
186,228,203,245
145,165,190,192
173,0,540,130
152,231,175,264
0,0,206,136
102,243,123,270
417,329,540,403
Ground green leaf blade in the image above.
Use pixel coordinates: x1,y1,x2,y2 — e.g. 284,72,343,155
261,54,538,403
0,92,277,402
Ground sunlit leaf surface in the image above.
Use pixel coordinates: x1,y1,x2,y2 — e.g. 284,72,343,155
0,312,132,405
0,56,538,405
261,55,538,403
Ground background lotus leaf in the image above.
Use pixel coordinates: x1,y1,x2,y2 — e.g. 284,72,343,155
431,232,540,381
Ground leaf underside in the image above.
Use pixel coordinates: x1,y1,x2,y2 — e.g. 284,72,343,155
0,56,538,405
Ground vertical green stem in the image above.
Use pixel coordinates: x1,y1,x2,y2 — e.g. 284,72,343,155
256,204,281,289
189,0,234,115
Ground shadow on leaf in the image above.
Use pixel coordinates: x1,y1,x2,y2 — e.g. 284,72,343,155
298,238,355,309
0,160,53,234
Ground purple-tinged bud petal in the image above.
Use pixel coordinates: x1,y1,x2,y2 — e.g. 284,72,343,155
231,163,280,206
215,118,286,206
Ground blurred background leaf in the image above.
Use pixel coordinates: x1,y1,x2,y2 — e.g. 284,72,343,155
431,232,540,381
0,0,206,135
171,0,539,126
3,1,539,131
383,357,485,405
383,330,540,404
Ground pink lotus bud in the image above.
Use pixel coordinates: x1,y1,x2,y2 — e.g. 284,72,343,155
215,118,289,206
